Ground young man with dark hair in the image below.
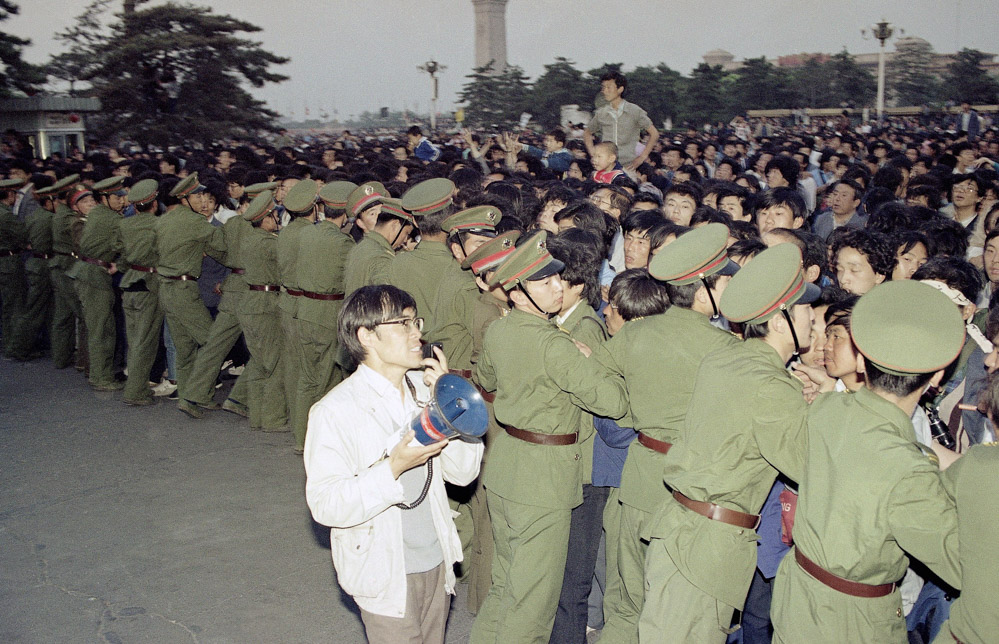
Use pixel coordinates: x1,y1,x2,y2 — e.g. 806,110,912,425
663,181,702,226
304,284,482,644
764,155,801,190
754,187,807,235
584,71,659,172
831,229,896,295
620,210,666,270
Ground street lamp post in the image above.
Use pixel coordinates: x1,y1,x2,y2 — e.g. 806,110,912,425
418,60,447,132
862,20,896,121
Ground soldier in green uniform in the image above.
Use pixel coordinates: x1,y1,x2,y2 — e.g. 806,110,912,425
49,182,88,370
68,175,127,390
464,230,520,613
636,243,818,642
343,182,414,294
12,183,56,360
594,223,741,644
771,280,965,644
934,375,999,644
470,231,628,644
0,178,28,358
388,177,457,330
156,173,227,418
119,179,163,405
237,191,287,430
276,179,320,434
293,181,356,453
180,183,258,417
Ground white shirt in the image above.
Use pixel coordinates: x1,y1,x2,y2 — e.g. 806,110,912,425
304,364,483,617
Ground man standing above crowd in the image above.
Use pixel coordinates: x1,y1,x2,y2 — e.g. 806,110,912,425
584,71,659,173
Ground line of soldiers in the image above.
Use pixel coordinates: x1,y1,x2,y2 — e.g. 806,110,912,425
2,161,997,644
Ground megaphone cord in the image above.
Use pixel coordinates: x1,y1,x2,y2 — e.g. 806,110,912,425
394,459,434,510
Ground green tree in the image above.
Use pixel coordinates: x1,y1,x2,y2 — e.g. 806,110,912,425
49,1,288,146
0,1,46,97
457,63,531,130
789,56,830,108
46,0,115,96
626,63,683,127
528,57,590,129
890,38,940,106
728,57,797,113
681,63,727,124
825,49,876,108
943,48,999,104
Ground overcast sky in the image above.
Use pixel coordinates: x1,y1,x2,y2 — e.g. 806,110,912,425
8,0,997,120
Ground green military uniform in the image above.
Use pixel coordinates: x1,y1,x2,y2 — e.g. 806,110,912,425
118,180,163,405
933,443,999,644
461,230,519,613
237,192,287,429
292,181,355,451
68,176,125,389
471,231,627,644
594,223,740,643
638,242,818,642
0,179,28,358
182,214,253,413
342,181,390,295
12,186,55,360
155,173,227,412
49,190,86,369
387,178,457,329
771,280,965,644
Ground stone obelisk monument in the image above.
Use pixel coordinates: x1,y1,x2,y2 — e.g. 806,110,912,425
472,0,509,71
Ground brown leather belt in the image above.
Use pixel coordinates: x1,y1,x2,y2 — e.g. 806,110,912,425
672,490,760,530
284,287,304,296
81,255,112,268
129,264,156,273
449,369,473,379
505,425,578,446
248,284,280,292
794,548,895,598
477,385,495,404
301,290,344,301
638,432,673,455
231,268,246,275
162,274,197,281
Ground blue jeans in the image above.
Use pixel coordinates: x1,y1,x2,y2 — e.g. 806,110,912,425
906,579,953,643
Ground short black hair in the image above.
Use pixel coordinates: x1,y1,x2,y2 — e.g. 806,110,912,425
621,210,665,235
764,155,800,186
754,187,806,222
831,229,897,280
406,125,423,138
600,70,627,96
548,229,604,309
918,217,970,258
911,256,984,304
337,285,417,370
609,269,670,320
865,361,936,398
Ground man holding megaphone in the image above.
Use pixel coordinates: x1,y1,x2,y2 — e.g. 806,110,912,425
304,284,484,644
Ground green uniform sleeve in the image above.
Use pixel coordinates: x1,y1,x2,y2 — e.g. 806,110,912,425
751,377,807,483
205,223,227,262
886,465,961,590
544,333,626,419
476,331,497,392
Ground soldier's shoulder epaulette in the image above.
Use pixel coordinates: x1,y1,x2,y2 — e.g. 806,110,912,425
915,442,940,467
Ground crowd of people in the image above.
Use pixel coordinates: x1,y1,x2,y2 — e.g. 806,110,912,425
1,69,998,644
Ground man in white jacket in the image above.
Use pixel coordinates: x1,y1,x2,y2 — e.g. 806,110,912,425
304,284,484,643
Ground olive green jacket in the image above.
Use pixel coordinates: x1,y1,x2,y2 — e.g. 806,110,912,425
241,227,281,315
71,203,122,286
426,260,478,371
49,203,78,271
118,211,159,290
344,231,394,295
477,308,627,509
277,217,311,317
0,203,27,274
297,219,353,329
155,205,226,278
595,306,740,513
386,239,453,328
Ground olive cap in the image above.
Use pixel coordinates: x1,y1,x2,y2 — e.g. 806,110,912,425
720,243,820,324
127,179,159,205
92,175,127,194
244,181,278,198
648,223,738,285
346,181,388,217
241,190,277,223
851,280,966,376
442,205,501,236
170,172,206,198
51,174,81,194
488,230,565,291
463,230,522,273
401,178,455,216
380,198,416,225
283,179,319,213
318,181,358,208
0,178,22,190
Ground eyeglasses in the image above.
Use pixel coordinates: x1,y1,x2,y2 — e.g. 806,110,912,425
377,317,424,332
953,185,979,195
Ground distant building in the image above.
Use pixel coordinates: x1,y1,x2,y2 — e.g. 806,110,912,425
0,96,101,158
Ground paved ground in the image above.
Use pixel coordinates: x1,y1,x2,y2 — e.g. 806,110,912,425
0,359,477,643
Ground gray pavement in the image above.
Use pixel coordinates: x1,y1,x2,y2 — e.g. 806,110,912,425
0,359,476,643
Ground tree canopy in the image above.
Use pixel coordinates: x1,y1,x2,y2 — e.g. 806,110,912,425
0,1,46,97
46,1,289,146
944,48,999,105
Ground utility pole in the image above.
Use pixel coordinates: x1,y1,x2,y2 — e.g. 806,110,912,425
862,19,897,121
418,60,446,132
